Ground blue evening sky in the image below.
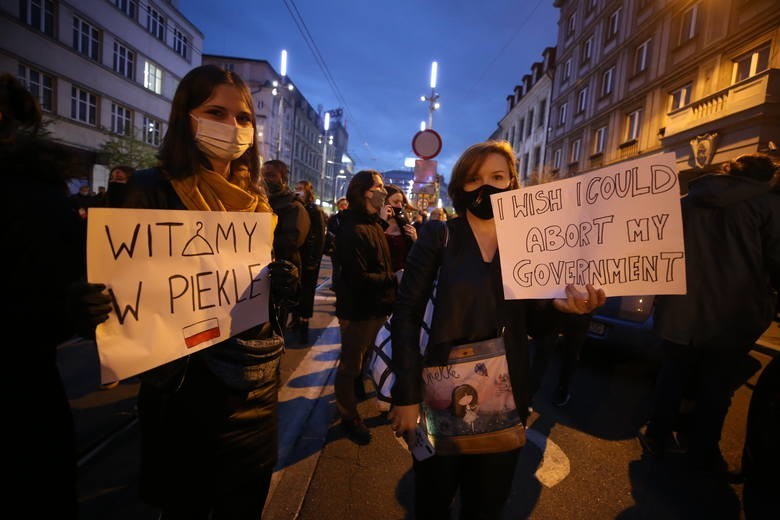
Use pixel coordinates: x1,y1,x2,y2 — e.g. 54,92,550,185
178,0,560,180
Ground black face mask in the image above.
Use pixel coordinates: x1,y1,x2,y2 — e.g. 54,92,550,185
265,180,283,194
461,184,511,220
392,206,409,226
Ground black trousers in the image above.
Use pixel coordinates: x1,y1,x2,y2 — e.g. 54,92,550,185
295,263,321,319
413,449,521,520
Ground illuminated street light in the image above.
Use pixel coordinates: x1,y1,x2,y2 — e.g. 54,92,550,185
420,61,440,130
319,111,331,199
273,49,294,160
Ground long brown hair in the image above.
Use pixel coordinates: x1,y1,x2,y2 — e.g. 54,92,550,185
448,140,519,215
346,170,382,214
157,65,263,197
295,179,316,204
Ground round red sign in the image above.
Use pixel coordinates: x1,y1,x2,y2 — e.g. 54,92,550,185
412,129,443,160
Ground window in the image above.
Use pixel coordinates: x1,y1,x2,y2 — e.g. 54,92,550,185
538,100,546,127
626,109,642,141
562,59,572,82
634,39,651,75
173,28,189,59
606,8,621,42
517,118,525,142
113,42,135,79
553,148,562,169
576,87,589,114
73,16,100,61
601,66,614,96
581,36,593,64
566,14,576,39
732,44,770,83
586,0,598,15
593,126,607,154
111,102,132,136
147,7,166,41
558,103,568,126
20,0,54,35
526,110,534,137
570,138,582,163
679,3,699,44
18,64,53,112
532,146,541,173
669,83,692,111
115,0,136,18
70,86,97,125
144,61,162,94
143,115,162,146
523,152,530,177
508,125,515,147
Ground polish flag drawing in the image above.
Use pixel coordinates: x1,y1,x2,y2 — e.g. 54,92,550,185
182,318,221,348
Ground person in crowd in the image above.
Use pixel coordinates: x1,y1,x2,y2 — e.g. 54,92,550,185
334,170,397,444
103,165,135,208
325,196,348,289
292,180,327,343
261,159,311,331
1,72,110,519
413,209,429,231
429,207,448,222
389,140,605,519
528,312,592,408
71,183,94,220
638,153,779,478
380,184,417,275
86,65,300,518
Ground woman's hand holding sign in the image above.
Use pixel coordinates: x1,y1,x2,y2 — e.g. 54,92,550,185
552,283,606,315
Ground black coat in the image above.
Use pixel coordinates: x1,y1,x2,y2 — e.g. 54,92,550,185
390,218,559,419
268,189,310,273
300,201,327,270
334,208,396,320
654,173,780,349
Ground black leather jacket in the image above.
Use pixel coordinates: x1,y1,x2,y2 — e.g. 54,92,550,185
390,218,559,419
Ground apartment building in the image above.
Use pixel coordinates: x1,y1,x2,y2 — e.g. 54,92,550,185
495,47,556,185
548,0,779,188
1,0,202,188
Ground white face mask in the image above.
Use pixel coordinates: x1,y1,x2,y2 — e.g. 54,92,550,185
191,115,254,161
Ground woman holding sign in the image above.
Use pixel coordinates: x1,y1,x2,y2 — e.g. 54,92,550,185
89,65,299,519
389,140,605,519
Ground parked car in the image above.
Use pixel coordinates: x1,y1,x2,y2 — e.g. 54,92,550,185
586,295,661,356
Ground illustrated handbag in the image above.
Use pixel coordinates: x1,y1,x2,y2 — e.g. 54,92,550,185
367,223,448,411
419,332,526,455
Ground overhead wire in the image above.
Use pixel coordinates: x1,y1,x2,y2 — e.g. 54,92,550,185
281,0,364,164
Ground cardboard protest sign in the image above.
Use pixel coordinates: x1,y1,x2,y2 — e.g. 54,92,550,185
493,152,686,299
87,208,275,383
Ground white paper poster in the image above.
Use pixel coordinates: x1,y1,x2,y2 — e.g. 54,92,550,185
87,208,275,383
492,152,686,299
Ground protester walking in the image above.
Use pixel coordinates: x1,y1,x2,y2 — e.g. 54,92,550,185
389,140,605,519
85,65,299,519
334,171,397,444
638,153,780,478
380,184,417,275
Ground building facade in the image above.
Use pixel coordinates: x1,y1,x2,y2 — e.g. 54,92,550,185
495,47,556,185
1,0,202,188
547,0,779,188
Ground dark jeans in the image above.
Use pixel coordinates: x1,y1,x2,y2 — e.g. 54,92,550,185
413,449,521,520
648,339,748,457
295,263,321,319
335,317,386,419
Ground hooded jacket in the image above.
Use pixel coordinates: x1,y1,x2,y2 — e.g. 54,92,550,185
654,173,780,349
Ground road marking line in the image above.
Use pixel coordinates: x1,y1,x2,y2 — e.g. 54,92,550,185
526,428,570,487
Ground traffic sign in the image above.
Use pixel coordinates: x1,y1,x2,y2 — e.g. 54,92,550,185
412,129,442,159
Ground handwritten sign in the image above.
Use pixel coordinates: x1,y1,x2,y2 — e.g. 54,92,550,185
87,208,275,383
493,153,686,299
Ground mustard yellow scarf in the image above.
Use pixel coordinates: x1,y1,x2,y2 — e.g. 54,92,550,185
171,166,271,213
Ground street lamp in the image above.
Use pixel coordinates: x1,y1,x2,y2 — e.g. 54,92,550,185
273,49,294,160
420,61,440,130
318,111,331,201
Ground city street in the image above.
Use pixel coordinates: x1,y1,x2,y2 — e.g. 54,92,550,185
63,257,778,519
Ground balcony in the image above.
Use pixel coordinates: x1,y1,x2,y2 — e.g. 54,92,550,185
664,69,779,138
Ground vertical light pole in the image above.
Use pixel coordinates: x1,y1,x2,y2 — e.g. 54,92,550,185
318,111,330,202
273,50,294,160
420,61,440,130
